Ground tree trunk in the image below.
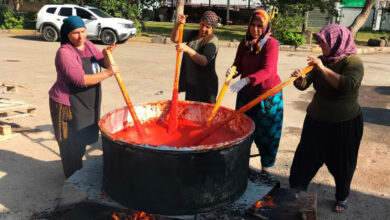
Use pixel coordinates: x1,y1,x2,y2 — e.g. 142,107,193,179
349,0,375,36
176,0,184,19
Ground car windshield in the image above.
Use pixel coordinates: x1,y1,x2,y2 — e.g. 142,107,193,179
89,8,112,18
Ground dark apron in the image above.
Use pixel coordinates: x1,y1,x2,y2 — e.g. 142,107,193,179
68,44,102,146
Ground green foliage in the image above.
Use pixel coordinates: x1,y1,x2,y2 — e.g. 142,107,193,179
278,30,306,46
0,5,24,29
272,13,305,32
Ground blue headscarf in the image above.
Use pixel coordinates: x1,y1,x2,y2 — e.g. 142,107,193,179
60,16,86,45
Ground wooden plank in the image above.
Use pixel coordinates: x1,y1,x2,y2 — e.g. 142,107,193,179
0,98,36,119
0,125,11,135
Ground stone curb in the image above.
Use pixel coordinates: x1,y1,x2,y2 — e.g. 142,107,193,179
2,30,390,54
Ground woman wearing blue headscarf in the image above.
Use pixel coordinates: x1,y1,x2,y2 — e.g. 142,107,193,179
49,16,119,178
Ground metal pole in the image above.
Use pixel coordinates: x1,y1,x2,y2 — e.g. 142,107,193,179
248,0,250,9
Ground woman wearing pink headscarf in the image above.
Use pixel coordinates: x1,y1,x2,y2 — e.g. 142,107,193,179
228,9,282,179
289,24,364,213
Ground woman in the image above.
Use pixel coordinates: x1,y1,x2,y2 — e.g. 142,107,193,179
49,16,119,178
228,9,282,177
170,11,220,103
289,24,364,213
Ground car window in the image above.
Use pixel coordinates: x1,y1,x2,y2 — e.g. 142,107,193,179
76,8,92,19
89,8,112,18
46,7,56,14
59,7,72,17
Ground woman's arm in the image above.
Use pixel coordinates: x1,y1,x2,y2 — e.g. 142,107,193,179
307,56,340,88
83,64,118,86
176,43,208,66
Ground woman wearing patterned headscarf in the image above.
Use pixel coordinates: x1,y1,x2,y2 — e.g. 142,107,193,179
228,9,282,178
289,24,364,213
170,11,220,103
49,16,119,178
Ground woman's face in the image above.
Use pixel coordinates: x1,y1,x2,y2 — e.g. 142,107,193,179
249,19,263,39
318,39,331,56
68,27,87,47
198,20,213,38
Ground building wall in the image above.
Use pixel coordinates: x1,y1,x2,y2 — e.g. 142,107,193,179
380,9,390,30
339,7,375,29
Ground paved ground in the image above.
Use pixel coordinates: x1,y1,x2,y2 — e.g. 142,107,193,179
0,34,389,219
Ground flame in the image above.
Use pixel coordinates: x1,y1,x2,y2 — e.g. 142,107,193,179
110,211,156,220
253,195,276,209
111,213,119,220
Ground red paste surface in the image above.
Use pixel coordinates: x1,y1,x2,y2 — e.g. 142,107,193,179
112,118,242,147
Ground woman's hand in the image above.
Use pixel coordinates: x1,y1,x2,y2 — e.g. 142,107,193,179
291,69,304,86
177,14,187,25
176,43,190,53
102,44,117,56
226,67,238,77
230,78,249,93
106,63,119,76
307,56,324,71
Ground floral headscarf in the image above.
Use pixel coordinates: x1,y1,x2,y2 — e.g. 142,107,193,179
244,9,272,54
200,11,221,28
314,24,357,63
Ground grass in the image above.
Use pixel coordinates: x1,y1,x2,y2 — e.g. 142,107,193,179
144,21,247,41
144,21,390,45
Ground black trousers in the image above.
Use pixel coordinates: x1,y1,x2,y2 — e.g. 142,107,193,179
184,84,216,104
50,98,86,178
289,113,363,201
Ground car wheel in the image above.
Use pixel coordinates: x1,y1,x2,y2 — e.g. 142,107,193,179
101,29,117,45
42,25,58,42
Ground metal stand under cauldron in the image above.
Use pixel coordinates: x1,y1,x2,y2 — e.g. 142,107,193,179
99,100,255,215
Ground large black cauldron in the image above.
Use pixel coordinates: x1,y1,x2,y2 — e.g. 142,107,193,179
99,100,254,215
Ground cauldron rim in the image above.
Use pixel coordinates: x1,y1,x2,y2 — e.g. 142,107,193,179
99,100,255,152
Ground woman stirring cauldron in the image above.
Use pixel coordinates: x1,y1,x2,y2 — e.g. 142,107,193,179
289,24,364,213
170,11,220,104
49,16,119,178
228,9,283,178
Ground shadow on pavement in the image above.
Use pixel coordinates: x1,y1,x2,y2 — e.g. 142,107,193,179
10,35,44,42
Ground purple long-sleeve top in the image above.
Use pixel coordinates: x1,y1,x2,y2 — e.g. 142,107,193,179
49,40,104,106
233,37,281,98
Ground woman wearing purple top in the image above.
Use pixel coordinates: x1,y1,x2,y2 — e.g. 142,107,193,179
289,24,364,212
49,16,119,178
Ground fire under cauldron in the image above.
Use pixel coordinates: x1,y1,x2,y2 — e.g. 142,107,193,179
99,100,255,215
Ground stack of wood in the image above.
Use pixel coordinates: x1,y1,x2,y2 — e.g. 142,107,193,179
367,37,389,47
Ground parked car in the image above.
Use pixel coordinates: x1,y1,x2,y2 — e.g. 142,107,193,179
36,4,137,45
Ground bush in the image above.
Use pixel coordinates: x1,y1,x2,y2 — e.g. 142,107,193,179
277,30,306,46
0,10,24,29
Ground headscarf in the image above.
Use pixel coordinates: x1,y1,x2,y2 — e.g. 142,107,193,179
60,16,86,45
244,9,272,54
313,24,357,63
200,11,221,28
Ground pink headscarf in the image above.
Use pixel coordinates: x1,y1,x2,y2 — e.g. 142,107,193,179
314,24,357,63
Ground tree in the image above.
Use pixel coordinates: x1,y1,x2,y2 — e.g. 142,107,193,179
348,0,375,36
261,0,338,32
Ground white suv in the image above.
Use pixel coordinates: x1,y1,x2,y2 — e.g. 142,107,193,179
36,4,137,45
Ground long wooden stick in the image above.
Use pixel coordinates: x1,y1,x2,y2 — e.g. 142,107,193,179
189,66,314,146
167,23,184,133
106,50,145,139
207,66,236,122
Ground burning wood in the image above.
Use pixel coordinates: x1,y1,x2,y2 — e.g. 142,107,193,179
111,210,156,220
246,188,317,220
